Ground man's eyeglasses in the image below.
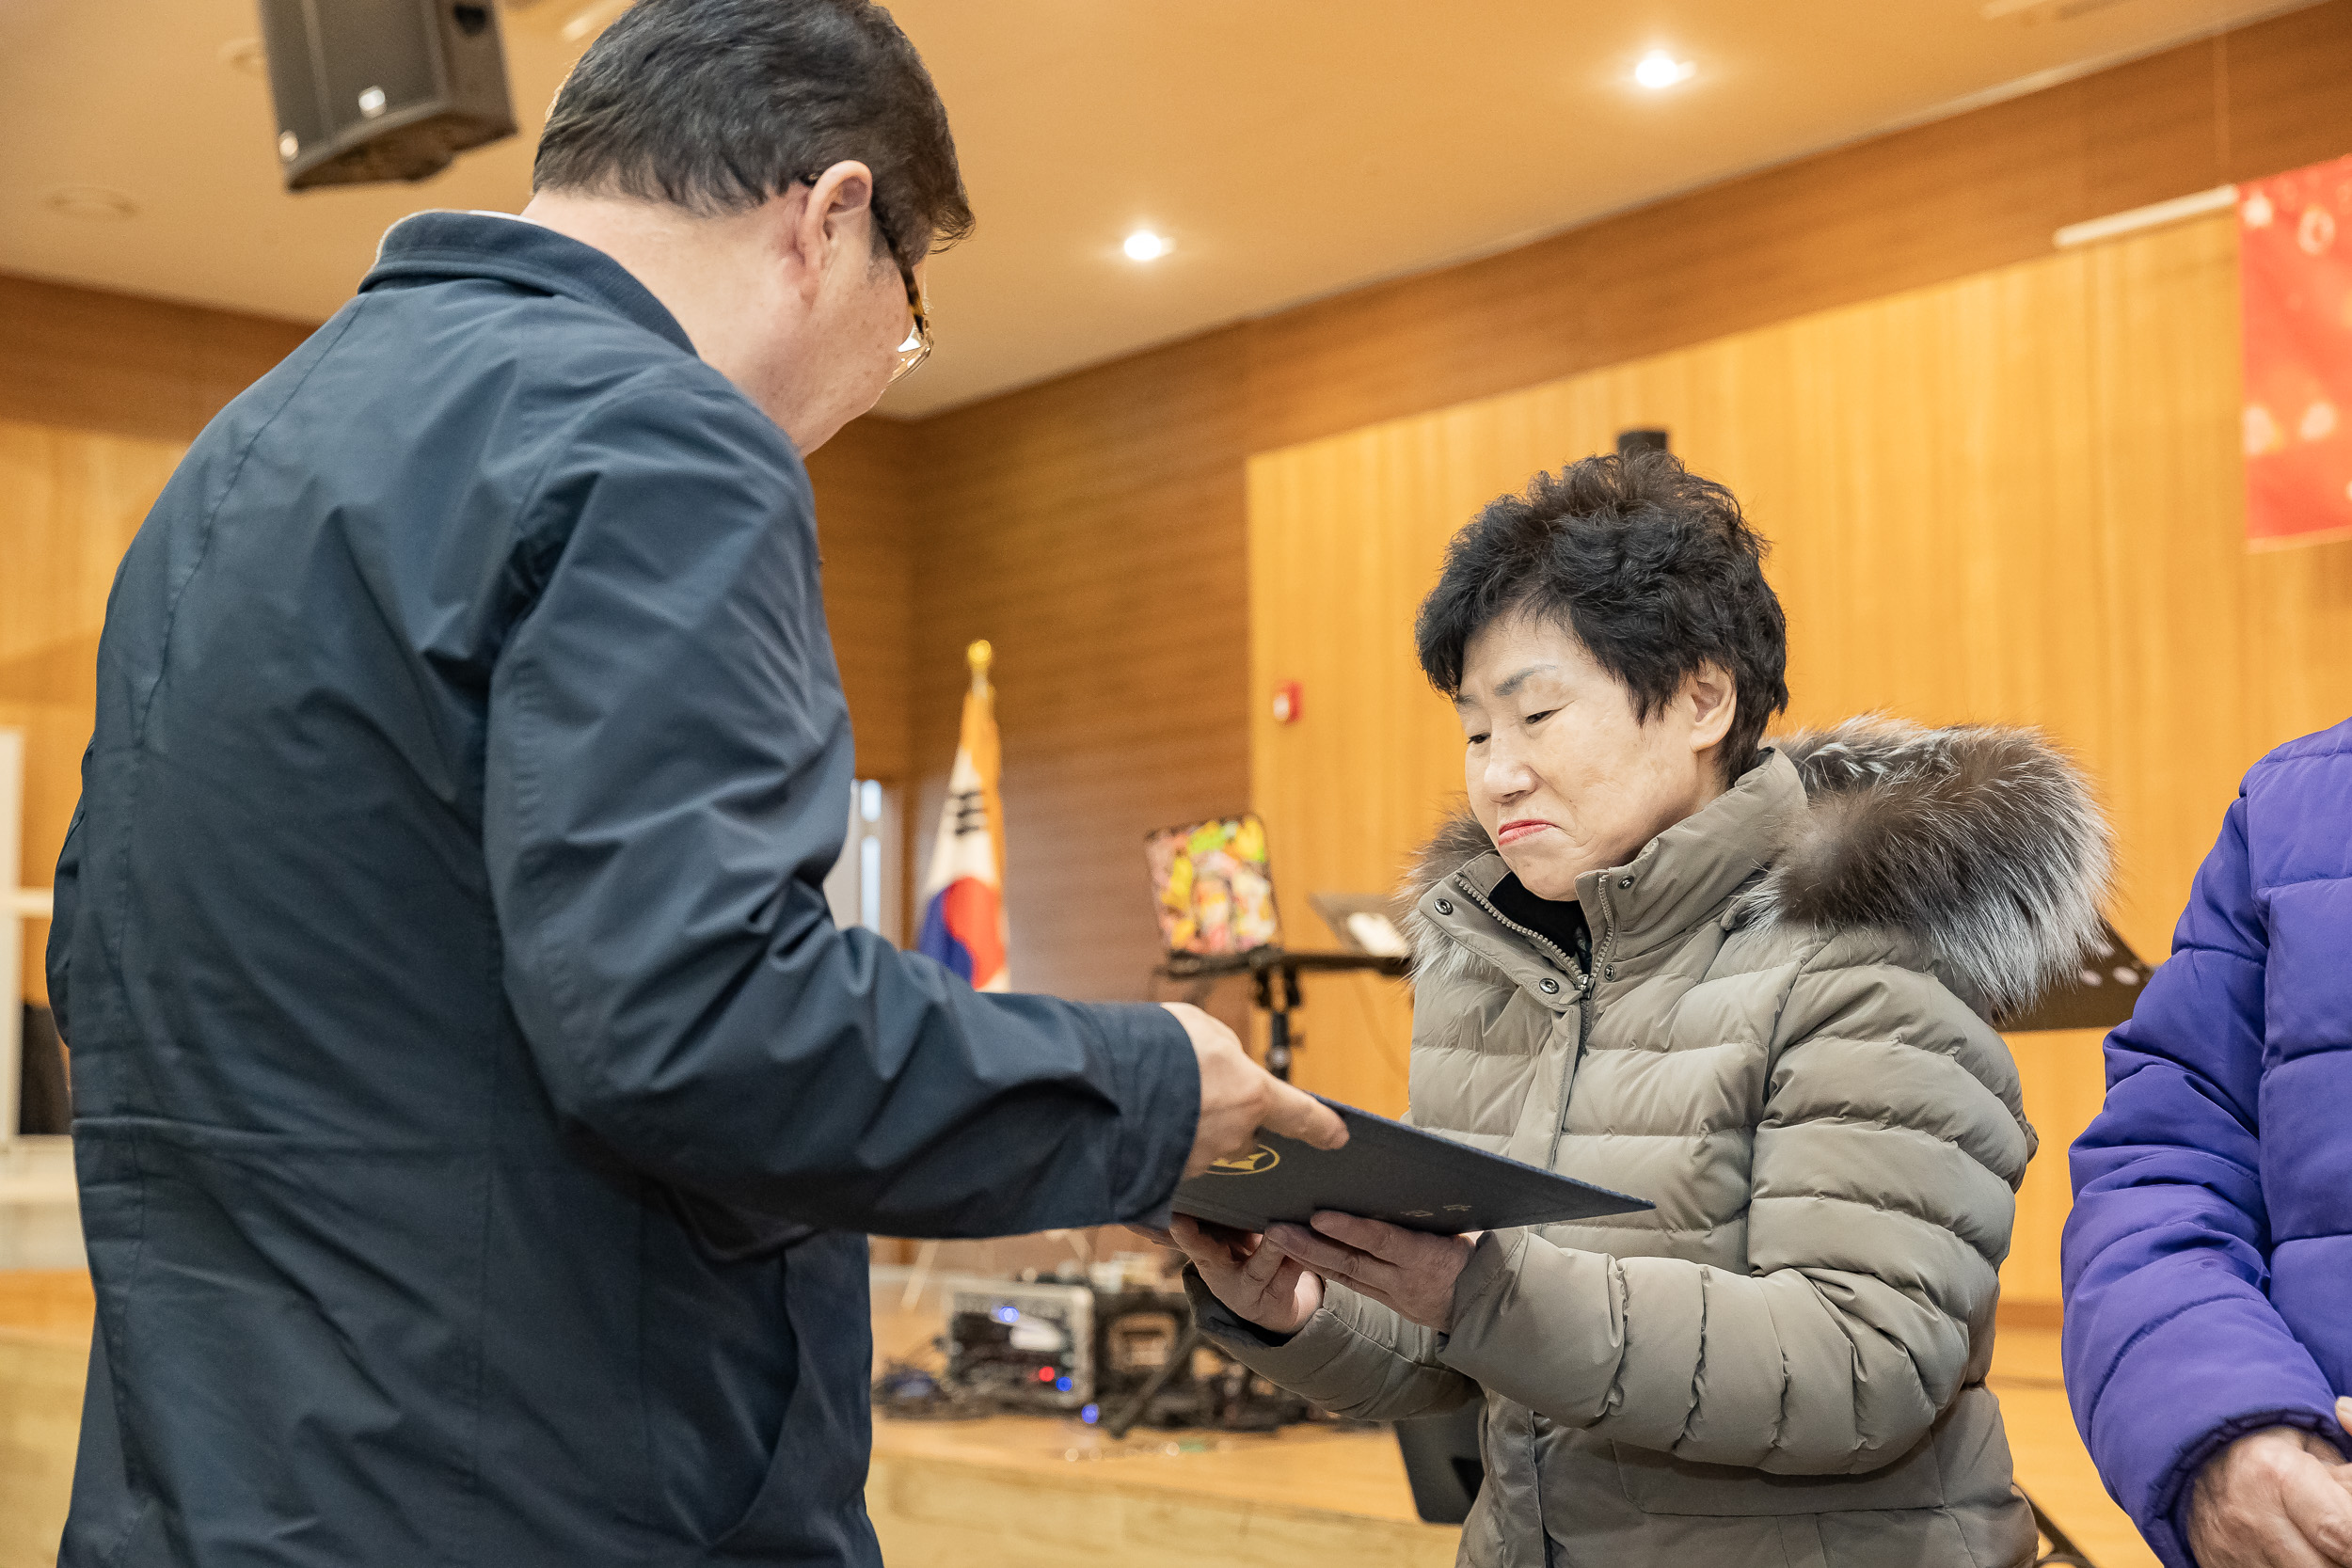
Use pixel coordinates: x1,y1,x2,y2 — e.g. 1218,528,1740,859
869,203,930,384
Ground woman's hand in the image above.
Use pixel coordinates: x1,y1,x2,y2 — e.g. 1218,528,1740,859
2187,1418,2352,1568
1170,1214,1323,1335
1265,1212,1477,1332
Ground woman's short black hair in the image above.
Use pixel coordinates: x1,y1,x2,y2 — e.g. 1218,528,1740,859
1414,451,1790,782
532,0,973,271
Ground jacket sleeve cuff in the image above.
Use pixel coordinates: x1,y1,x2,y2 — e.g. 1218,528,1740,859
2078,1297,2341,1568
2152,1408,2344,1568
1185,1266,1341,1370
1438,1230,1624,1421
1089,1003,1200,1229
1184,1268,1450,1407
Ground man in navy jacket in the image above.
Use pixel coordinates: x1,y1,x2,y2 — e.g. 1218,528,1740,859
46,3,1341,1562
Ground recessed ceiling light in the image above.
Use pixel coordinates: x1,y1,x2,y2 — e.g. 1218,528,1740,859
44,186,140,221
1633,50,1695,90
218,37,267,75
1123,230,1171,262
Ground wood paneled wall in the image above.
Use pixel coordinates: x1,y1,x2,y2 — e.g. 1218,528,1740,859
911,331,1253,1003
902,1,2352,1016
1246,214,2352,1302
0,276,315,447
0,423,186,1002
803,417,918,783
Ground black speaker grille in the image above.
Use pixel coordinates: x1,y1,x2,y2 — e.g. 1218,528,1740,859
262,0,516,190
315,0,443,134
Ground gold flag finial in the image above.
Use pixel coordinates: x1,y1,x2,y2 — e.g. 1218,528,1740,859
967,639,993,696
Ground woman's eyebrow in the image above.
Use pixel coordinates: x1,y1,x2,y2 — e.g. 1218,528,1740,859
1492,664,1559,699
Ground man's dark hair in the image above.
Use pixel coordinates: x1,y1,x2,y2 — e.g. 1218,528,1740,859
532,0,974,270
1414,451,1790,782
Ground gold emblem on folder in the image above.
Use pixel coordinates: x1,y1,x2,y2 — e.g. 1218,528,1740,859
1207,1144,1280,1176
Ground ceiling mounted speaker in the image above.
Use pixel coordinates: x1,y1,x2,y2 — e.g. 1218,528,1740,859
259,0,517,190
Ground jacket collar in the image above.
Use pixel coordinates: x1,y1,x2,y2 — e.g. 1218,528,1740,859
360,211,697,357
1584,747,1803,960
1409,749,1803,996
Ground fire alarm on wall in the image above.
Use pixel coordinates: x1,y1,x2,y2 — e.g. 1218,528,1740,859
1271,680,1303,724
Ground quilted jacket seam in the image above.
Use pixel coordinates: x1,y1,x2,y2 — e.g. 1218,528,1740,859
2253,870,2352,892
1755,1189,2007,1263
2083,1291,2253,1428
1672,1265,1710,1451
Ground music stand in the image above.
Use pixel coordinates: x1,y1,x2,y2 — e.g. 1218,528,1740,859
1155,947,1406,1081
1996,919,2151,1033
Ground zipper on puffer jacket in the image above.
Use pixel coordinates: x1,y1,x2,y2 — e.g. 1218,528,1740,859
1453,874,1603,1171
1548,877,1618,1167
1454,877,1587,985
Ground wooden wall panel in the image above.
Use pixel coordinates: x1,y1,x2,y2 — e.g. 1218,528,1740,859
0,421,188,1001
2222,2,2352,182
1246,214,2352,1301
804,416,918,783
909,332,1252,1005
2005,1032,2113,1307
0,275,314,445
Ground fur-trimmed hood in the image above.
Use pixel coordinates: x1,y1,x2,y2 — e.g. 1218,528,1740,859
1403,717,2114,1017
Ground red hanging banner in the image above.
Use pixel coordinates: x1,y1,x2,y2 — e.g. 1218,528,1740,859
2240,153,2352,549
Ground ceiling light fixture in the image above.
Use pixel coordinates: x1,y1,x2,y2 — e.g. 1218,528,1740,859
1123,230,1171,262
1633,50,1695,90
44,186,140,221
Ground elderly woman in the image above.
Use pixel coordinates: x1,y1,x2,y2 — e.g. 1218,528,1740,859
1174,452,2111,1567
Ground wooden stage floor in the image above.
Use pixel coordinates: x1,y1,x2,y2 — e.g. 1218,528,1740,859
2,1270,2159,1568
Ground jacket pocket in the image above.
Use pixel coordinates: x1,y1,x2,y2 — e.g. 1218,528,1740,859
1610,1431,1946,1517
698,1231,875,1560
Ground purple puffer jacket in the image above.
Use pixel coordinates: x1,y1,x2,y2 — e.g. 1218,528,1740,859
2063,716,2352,1568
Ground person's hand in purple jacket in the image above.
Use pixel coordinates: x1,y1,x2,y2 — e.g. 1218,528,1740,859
2187,1403,2352,1568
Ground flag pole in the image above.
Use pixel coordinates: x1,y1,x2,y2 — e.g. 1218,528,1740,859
963,640,1005,894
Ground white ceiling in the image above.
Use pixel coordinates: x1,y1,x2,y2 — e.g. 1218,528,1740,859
0,0,2309,417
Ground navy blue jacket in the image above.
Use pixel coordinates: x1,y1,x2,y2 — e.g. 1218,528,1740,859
2062,717,2352,1568
48,212,1199,1567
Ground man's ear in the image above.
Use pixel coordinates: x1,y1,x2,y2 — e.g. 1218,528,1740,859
1686,663,1737,752
782,160,876,291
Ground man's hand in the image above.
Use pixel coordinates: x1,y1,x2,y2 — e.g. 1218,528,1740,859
1262,1212,1476,1332
2188,1422,2352,1568
1164,1004,1347,1178
1170,1214,1323,1335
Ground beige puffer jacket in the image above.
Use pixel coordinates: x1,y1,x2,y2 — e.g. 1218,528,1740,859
1191,720,2111,1568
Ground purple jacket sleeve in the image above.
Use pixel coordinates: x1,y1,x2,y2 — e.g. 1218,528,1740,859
2062,796,2341,1568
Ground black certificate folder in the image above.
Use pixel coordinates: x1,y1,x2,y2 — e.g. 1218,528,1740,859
1172,1100,1651,1236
